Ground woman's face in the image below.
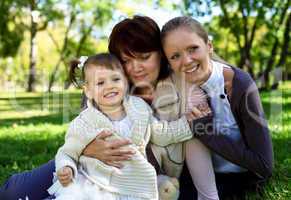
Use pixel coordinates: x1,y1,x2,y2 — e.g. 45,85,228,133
120,51,161,88
163,27,213,85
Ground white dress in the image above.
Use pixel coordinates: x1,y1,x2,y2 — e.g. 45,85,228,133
51,116,151,200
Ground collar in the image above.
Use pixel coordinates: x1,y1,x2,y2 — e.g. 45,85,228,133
200,60,224,95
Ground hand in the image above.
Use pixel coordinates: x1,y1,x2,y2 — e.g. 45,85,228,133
82,130,136,168
57,166,73,187
186,102,212,122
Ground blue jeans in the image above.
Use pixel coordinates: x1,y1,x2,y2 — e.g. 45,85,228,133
0,160,55,200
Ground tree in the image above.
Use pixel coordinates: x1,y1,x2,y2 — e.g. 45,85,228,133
46,0,117,92
0,0,26,57
0,0,64,91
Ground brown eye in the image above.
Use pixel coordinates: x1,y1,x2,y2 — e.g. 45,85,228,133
170,53,180,60
97,81,104,86
140,53,151,60
188,46,198,53
113,77,121,82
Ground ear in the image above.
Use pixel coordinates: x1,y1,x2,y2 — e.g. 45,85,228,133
83,85,92,100
207,40,213,54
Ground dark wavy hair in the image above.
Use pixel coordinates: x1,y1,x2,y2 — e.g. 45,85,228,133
108,15,170,81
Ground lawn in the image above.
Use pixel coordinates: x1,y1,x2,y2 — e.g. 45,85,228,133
0,84,290,199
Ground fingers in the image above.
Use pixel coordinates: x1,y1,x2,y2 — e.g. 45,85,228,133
107,138,132,149
96,130,113,140
186,104,212,121
191,106,202,119
57,167,73,187
104,148,135,163
105,161,124,169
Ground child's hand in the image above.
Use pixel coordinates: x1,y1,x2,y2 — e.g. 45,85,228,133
186,102,212,122
57,166,73,187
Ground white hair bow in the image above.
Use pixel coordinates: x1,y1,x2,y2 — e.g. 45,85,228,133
77,56,88,70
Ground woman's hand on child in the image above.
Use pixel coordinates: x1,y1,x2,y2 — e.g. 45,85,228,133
82,130,136,168
57,166,73,187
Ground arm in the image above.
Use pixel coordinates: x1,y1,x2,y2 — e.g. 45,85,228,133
55,117,110,177
195,81,273,179
55,119,88,178
149,114,193,146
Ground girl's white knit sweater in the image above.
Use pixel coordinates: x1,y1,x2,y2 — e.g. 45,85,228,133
53,95,192,199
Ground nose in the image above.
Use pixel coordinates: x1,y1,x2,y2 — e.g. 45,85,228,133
132,60,143,73
182,52,192,67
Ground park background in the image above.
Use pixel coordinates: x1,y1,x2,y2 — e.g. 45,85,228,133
0,0,290,199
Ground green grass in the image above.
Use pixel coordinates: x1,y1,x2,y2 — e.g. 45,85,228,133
0,85,290,199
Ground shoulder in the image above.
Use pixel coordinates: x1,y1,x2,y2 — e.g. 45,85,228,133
127,95,148,106
126,95,152,112
153,75,179,109
231,67,255,91
155,76,176,94
70,107,102,129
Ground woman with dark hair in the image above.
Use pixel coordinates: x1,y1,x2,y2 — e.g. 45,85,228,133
107,15,219,200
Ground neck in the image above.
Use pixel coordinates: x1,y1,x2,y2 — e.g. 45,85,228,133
198,59,213,86
99,104,126,121
137,86,153,95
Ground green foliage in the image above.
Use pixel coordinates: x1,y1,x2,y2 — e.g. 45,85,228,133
0,0,25,57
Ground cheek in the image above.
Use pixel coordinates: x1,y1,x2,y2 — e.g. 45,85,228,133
143,60,158,75
169,61,180,72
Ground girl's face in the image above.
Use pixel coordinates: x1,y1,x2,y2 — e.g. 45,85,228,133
121,51,161,88
163,28,213,85
84,65,127,112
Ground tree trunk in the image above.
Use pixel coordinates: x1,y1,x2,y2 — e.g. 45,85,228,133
47,13,75,92
278,12,290,81
27,4,37,92
260,3,289,88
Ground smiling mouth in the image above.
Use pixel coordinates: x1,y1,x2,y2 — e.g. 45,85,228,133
104,92,118,98
185,64,199,73
134,74,147,80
